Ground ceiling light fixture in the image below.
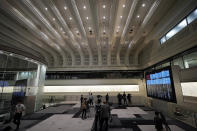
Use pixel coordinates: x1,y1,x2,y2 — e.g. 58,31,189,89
120,16,123,19
88,27,92,30
137,15,140,18
45,8,48,10
123,4,126,8
86,17,89,20
103,16,106,19
83,5,86,9
69,17,72,20
53,18,55,21
142,3,146,7
103,5,106,8
64,6,67,10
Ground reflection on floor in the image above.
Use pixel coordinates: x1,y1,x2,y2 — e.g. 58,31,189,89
1,102,196,131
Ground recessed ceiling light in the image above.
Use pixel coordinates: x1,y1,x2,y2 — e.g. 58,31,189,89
64,6,67,10
69,17,72,20
103,30,106,33
86,17,89,20
142,3,146,7
0,50,3,54
120,16,123,19
137,15,140,18
116,30,119,33
88,27,91,30
123,4,126,8
45,8,48,10
53,18,55,21
9,53,13,56
83,5,86,9
103,16,106,19
103,5,106,8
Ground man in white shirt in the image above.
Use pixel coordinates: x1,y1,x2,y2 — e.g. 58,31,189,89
13,100,25,129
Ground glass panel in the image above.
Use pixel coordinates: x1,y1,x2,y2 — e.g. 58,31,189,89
173,57,184,69
183,51,197,68
166,19,187,40
160,36,166,44
187,9,197,24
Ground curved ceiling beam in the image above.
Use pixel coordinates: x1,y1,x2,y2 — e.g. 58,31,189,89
116,0,138,66
20,0,70,67
70,0,93,66
0,24,50,64
107,0,119,66
88,0,102,66
0,0,62,66
0,33,45,62
0,13,56,66
133,0,196,66
125,0,161,65
47,0,84,65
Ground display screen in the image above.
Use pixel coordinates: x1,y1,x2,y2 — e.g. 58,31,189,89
145,67,176,102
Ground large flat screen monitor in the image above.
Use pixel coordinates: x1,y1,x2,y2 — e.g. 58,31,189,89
145,67,176,102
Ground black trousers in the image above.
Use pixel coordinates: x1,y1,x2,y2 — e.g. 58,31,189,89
82,109,87,119
94,113,100,131
89,99,93,105
13,113,22,128
99,118,109,131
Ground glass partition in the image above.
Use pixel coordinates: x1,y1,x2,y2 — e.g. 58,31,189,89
0,50,46,123
183,51,197,68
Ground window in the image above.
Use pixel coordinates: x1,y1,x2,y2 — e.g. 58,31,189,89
166,19,187,40
183,51,197,68
173,57,184,69
187,9,197,24
160,8,197,44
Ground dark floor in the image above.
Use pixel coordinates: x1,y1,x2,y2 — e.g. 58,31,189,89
0,102,196,131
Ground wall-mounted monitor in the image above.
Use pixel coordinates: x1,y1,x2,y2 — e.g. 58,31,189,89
145,67,176,102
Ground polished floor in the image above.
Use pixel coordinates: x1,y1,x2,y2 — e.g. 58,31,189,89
1,102,196,131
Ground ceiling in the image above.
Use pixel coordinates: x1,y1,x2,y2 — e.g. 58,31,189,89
0,0,188,69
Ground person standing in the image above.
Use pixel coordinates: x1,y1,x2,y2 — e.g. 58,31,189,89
160,112,171,131
81,99,87,119
94,99,102,131
80,94,84,105
123,92,127,105
117,93,122,106
127,93,132,104
105,93,109,103
89,93,94,106
13,100,25,130
154,111,163,131
100,102,111,131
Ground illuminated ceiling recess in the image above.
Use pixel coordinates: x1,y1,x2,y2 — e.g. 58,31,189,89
0,0,189,69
